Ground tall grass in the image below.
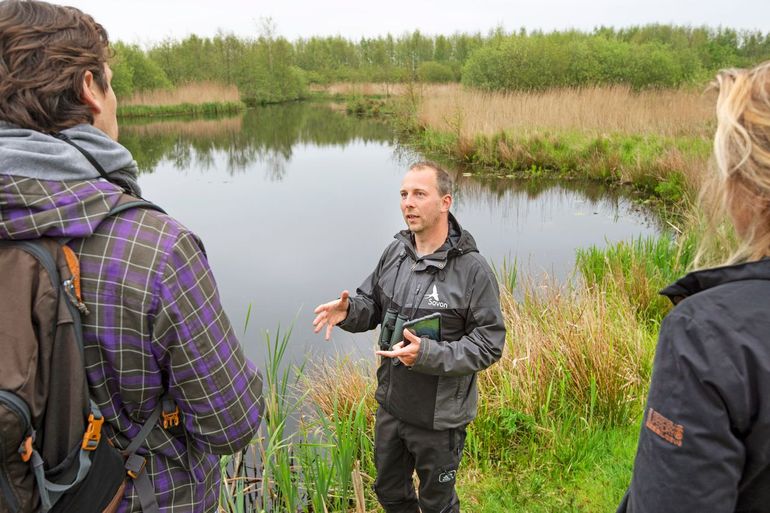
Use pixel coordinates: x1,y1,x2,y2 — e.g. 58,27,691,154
416,84,715,138
219,330,377,513
470,274,656,466
120,116,243,138
576,234,696,324
309,82,408,98
411,125,708,200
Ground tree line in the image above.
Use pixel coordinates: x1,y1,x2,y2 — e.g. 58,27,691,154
111,24,770,103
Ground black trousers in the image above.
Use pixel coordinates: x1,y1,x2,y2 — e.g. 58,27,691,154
373,407,466,513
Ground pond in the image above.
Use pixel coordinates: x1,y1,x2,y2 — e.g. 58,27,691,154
120,103,658,368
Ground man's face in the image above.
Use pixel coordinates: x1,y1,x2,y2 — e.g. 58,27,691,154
91,64,118,141
400,168,450,234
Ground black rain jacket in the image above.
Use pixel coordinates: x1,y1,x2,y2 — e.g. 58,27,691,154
618,258,770,513
339,213,506,430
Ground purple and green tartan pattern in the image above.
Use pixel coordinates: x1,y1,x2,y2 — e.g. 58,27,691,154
1,176,262,513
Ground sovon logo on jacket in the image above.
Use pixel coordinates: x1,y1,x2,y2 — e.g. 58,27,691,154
424,285,448,308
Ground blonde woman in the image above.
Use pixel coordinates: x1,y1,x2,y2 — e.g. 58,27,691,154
617,61,770,512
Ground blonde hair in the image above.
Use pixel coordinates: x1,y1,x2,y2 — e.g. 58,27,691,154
697,60,770,265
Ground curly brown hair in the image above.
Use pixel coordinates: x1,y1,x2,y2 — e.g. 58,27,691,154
0,0,110,133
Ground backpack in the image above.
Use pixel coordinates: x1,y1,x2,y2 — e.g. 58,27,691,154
0,199,175,513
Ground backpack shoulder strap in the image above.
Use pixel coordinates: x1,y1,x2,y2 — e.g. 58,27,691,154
108,196,167,218
122,396,178,513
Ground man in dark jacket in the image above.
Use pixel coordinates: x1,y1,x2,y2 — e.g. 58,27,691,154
313,162,506,513
0,2,262,511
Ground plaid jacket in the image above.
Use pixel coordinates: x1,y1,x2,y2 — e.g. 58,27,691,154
0,176,263,512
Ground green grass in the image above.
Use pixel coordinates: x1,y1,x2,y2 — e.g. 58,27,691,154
458,423,640,512
576,234,696,324
117,101,245,118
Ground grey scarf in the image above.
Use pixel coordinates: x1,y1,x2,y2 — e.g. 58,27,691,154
0,122,142,196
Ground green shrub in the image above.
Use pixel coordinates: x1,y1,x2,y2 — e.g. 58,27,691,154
111,42,172,99
462,33,698,91
417,61,456,82
234,38,308,105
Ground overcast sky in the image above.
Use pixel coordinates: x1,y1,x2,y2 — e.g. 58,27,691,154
50,0,770,46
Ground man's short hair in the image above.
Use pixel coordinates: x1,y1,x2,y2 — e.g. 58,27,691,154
0,0,110,133
409,161,453,197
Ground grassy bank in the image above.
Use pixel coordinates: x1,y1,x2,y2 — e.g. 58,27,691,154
117,82,245,118
348,83,715,207
118,101,245,118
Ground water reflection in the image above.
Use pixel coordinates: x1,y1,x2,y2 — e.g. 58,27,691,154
121,103,395,179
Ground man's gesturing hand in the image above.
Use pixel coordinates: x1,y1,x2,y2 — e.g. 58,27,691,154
312,290,350,340
375,329,421,367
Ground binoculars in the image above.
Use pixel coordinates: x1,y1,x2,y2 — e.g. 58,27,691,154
378,308,408,351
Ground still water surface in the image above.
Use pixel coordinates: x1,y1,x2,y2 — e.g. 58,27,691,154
120,104,658,367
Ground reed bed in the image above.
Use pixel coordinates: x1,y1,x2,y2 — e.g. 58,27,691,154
382,85,717,203
122,81,241,106
219,329,378,513
416,84,715,139
467,271,657,470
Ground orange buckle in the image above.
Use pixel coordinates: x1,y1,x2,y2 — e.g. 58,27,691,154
81,413,103,451
20,436,33,462
162,407,180,429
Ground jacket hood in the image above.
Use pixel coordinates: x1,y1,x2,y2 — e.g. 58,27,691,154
0,122,140,240
661,258,770,305
395,212,478,267
0,122,138,184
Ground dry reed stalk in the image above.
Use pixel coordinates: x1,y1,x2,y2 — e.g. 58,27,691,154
228,451,243,497
303,358,376,418
122,82,240,106
352,460,366,513
416,84,715,139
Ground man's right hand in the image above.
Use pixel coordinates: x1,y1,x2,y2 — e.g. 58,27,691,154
312,290,350,340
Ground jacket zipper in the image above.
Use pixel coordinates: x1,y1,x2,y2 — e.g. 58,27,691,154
0,391,31,513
